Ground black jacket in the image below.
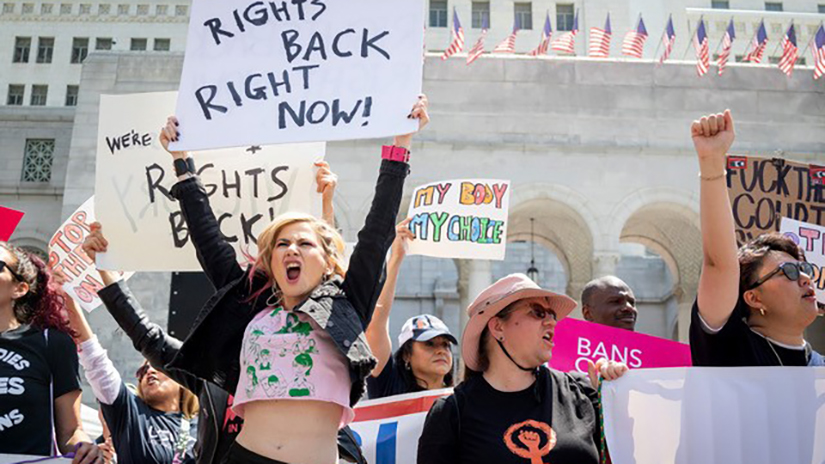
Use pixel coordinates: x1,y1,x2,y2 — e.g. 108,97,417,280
166,158,408,406
98,281,367,464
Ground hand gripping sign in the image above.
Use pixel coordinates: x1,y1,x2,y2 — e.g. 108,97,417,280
169,0,425,151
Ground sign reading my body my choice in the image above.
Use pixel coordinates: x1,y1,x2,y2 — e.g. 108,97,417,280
169,0,425,151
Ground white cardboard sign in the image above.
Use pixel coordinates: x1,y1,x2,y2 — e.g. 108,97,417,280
170,0,424,151
95,92,324,271
406,179,511,260
780,217,825,304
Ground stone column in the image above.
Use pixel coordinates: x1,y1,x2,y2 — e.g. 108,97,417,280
456,259,493,378
592,252,621,278
566,281,588,320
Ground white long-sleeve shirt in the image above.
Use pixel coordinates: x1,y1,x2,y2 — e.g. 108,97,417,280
77,336,122,405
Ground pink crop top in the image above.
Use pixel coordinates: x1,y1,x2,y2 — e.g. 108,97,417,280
233,306,354,427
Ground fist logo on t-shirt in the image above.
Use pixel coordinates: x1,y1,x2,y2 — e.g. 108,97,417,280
502,420,557,464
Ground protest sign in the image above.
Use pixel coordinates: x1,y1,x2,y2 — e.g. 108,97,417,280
406,179,510,260
170,0,424,151
726,155,825,245
0,206,24,241
549,318,692,373
780,217,825,304
0,457,70,464
602,367,825,464
350,389,452,464
95,92,324,271
47,197,132,312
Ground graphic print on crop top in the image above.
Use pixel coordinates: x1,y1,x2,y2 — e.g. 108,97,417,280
234,306,353,425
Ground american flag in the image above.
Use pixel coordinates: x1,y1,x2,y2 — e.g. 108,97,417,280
744,20,768,63
588,14,611,58
493,15,520,53
528,13,553,56
551,10,578,54
779,22,798,77
693,18,710,76
622,16,648,58
814,25,825,80
466,17,488,65
441,8,464,60
658,16,676,63
717,19,736,75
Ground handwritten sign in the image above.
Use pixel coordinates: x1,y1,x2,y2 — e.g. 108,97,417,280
0,206,24,241
727,155,825,245
170,0,424,151
549,318,692,373
406,179,510,260
95,92,324,271
780,217,825,304
47,197,132,312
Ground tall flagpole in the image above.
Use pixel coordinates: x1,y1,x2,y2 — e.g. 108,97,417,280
769,20,791,59
742,18,761,60
681,16,701,59
712,17,733,56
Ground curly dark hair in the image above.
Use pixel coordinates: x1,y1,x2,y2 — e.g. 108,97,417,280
1,242,74,336
737,232,806,319
393,339,455,392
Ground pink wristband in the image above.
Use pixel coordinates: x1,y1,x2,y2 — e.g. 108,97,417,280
381,145,410,163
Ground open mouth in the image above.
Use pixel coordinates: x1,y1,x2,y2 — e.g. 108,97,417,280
803,288,817,300
542,332,554,345
146,374,159,386
285,262,301,284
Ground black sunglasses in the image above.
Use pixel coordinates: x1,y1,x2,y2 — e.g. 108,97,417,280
0,260,23,282
747,261,815,290
136,362,151,379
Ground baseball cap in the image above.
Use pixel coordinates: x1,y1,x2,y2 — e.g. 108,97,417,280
398,314,458,347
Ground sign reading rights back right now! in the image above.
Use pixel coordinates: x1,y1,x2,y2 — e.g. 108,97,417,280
406,179,510,260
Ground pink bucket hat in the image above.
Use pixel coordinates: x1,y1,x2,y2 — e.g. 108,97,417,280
461,273,577,371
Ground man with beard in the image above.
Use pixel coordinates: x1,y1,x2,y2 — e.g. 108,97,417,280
581,276,638,331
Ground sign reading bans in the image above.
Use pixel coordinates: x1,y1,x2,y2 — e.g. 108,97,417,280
95,92,323,271
726,155,825,245
170,0,424,151
406,179,510,260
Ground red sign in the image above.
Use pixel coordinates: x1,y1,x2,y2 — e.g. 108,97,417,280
0,206,24,241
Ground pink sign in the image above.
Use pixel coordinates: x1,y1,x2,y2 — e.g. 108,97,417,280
0,206,25,241
549,318,692,374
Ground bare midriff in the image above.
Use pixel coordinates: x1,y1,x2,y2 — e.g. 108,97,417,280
234,399,343,464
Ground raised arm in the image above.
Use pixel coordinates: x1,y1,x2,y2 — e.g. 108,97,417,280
343,96,429,325
367,219,413,376
315,160,338,228
693,110,740,329
161,116,244,289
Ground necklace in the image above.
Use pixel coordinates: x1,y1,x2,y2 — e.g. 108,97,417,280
765,338,783,366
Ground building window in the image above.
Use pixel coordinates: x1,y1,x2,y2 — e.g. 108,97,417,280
156,4,168,15
819,4,825,13
118,4,129,15
765,2,783,11
3,3,14,14
13,37,31,63
79,3,91,14
71,38,89,63
30,85,48,106
36,38,54,63
174,5,188,16
99,4,110,14
41,3,53,14
7,85,24,106
429,1,448,28
65,85,79,106
22,3,33,14
137,4,148,15
471,2,490,28
21,139,56,183
154,38,171,51
711,1,729,8
556,3,575,31
60,3,71,14
96,38,113,50
131,38,148,51
514,3,533,30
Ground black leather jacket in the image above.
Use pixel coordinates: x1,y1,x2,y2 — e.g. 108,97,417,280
98,281,367,464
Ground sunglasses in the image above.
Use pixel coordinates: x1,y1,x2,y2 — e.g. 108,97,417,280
0,260,23,282
747,261,815,290
135,363,151,380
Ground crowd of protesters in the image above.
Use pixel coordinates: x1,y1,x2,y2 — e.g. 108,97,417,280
1,103,823,464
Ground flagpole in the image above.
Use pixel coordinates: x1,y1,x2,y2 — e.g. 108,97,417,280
769,21,791,59
742,18,761,59
653,14,671,65
798,28,816,62
681,17,701,59
712,17,732,56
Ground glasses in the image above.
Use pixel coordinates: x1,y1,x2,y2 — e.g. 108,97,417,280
747,261,815,290
526,305,557,321
135,363,151,379
0,260,23,282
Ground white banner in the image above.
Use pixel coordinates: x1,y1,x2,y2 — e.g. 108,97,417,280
602,367,825,464
47,197,132,312
780,217,825,304
349,389,452,464
95,92,324,271
406,179,510,260
170,0,424,151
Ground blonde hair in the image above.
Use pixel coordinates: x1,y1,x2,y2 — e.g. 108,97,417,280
136,375,200,420
249,212,347,302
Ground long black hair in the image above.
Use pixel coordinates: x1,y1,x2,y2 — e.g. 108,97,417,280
393,339,455,393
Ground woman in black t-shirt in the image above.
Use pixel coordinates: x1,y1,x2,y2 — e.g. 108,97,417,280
365,220,457,399
0,242,100,462
687,110,822,367
417,273,627,464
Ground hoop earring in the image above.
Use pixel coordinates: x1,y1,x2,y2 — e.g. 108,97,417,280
405,361,411,370
266,287,281,308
